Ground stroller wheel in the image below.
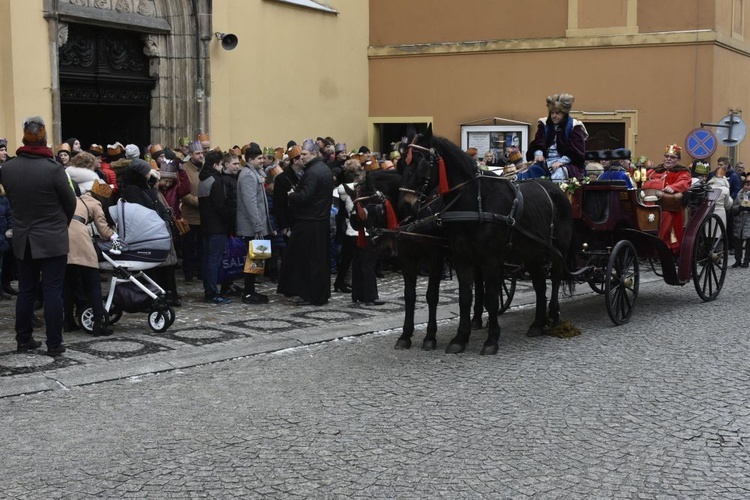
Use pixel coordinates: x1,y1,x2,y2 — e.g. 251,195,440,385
164,306,176,328
108,304,123,324
78,307,95,334
148,311,170,333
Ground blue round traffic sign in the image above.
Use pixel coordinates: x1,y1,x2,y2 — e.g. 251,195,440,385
685,128,718,159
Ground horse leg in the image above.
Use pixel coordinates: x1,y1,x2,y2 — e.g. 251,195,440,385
395,261,417,350
547,274,561,329
480,268,501,355
422,255,442,351
526,266,548,337
446,259,474,354
471,266,484,330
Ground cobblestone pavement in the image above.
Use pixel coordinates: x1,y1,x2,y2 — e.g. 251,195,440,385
0,269,529,397
1,266,749,498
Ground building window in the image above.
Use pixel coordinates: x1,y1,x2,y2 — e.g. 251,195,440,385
265,0,338,14
733,0,745,40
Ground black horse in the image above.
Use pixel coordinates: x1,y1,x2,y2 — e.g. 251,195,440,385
399,127,575,354
353,168,486,350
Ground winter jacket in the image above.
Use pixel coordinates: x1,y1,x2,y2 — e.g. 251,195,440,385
236,165,272,237
68,193,115,269
732,190,750,239
1,150,76,259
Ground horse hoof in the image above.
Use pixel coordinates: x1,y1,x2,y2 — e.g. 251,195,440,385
471,319,483,330
480,345,499,355
421,339,437,351
547,314,561,329
526,326,545,337
394,338,412,350
445,343,465,354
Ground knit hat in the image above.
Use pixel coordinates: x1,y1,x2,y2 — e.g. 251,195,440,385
159,160,178,179
129,158,152,176
125,144,140,160
22,116,47,146
188,141,203,153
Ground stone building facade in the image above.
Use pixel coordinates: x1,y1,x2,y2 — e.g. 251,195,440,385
368,0,750,163
0,0,369,152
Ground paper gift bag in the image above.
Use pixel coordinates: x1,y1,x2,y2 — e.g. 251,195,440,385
248,239,272,260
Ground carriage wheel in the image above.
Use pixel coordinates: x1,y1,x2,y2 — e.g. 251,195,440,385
497,275,516,315
605,240,639,325
692,214,727,302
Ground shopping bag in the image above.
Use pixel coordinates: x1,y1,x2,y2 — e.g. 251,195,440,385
243,258,266,275
217,236,246,283
247,239,272,260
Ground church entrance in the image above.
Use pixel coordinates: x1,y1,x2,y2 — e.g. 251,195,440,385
59,24,155,151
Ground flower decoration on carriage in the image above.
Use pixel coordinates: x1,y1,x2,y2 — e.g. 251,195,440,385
558,176,584,195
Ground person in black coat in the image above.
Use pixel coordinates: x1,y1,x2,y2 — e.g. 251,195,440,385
198,151,241,303
279,139,335,305
2,117,77,356
121,159,181,306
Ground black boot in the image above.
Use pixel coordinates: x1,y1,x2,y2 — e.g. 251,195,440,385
92,317,113,337
63,316,80,332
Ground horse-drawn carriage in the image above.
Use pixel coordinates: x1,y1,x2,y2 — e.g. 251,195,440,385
556,149,726,324
356,128,727,354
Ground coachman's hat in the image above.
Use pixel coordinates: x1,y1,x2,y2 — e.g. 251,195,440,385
546,93,575,114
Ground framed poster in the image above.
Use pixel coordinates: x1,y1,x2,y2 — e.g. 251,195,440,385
461,125,530,162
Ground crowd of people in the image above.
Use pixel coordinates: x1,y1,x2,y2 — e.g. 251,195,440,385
1,100,747,357
0,119,400,356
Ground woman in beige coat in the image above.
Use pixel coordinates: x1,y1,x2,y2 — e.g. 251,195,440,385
66,152,120,336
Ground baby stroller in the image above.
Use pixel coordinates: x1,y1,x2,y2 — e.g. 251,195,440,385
78,200,176,333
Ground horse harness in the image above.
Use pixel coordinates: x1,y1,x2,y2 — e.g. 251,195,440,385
399,143,562,259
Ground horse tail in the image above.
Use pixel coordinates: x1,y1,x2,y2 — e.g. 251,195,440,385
562,232,577,296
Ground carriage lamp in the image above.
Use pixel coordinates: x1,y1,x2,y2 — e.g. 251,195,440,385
632,167,647,184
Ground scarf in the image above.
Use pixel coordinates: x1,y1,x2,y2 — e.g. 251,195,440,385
16,145,54,158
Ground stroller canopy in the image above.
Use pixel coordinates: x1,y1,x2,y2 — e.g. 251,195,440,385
108,199,172,253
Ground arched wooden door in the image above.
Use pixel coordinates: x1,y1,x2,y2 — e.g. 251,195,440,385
59,24,155,151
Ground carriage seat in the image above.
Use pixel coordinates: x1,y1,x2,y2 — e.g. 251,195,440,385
581,180,629,223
